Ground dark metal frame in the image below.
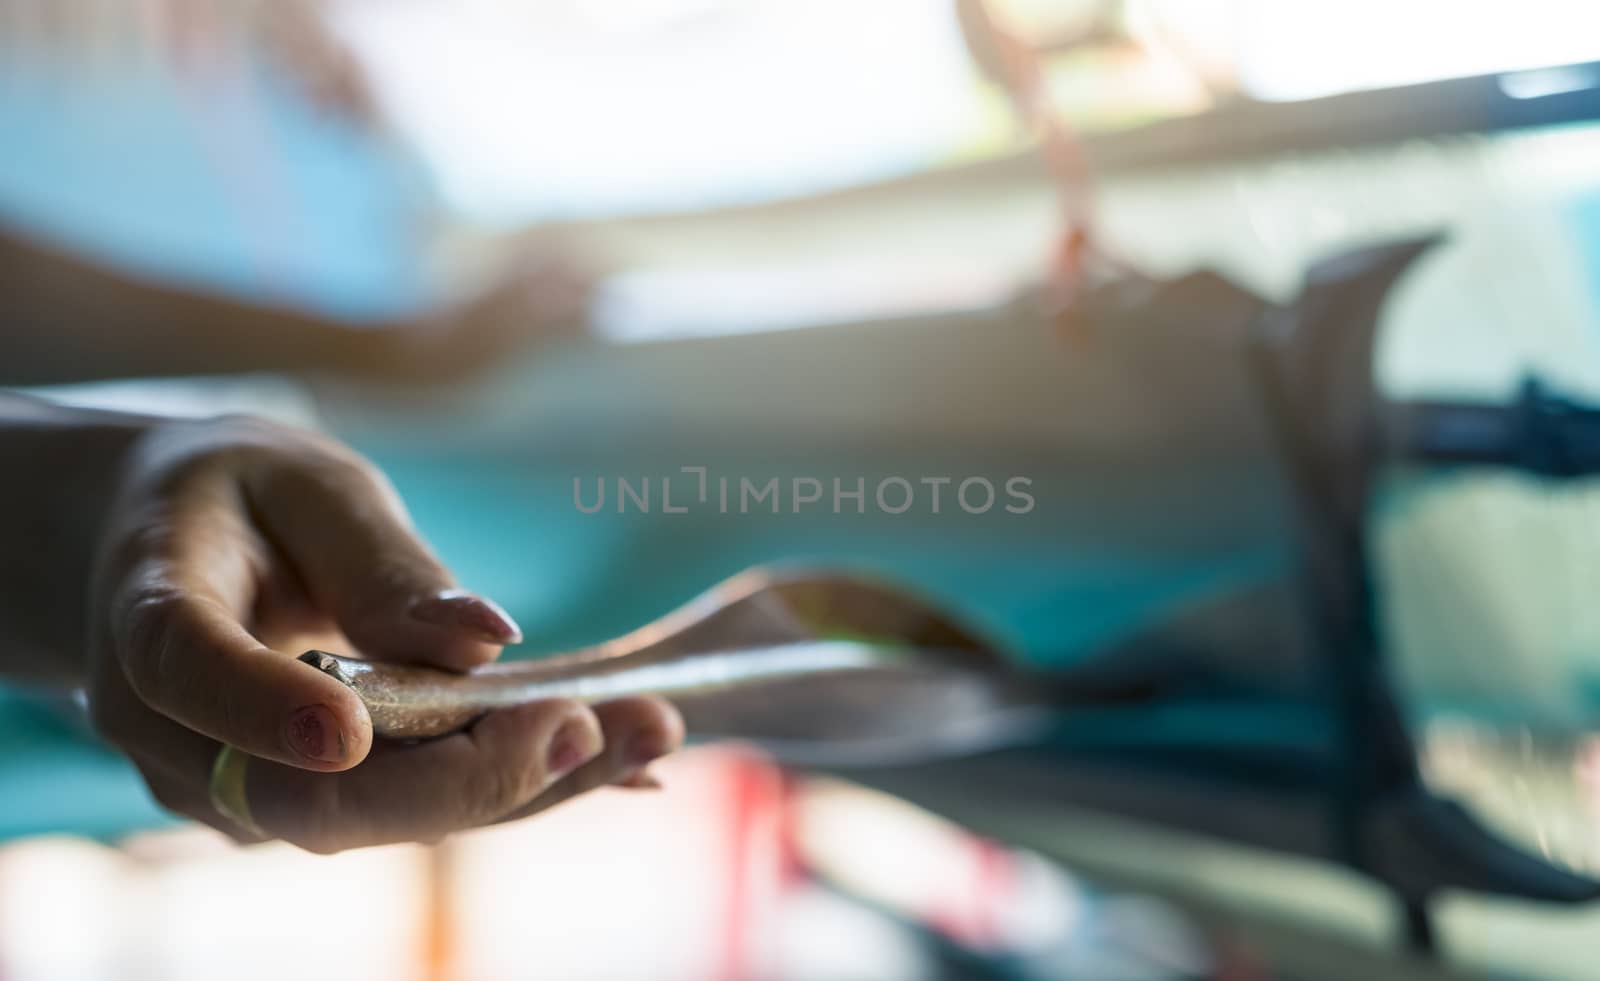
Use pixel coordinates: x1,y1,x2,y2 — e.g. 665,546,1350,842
1254,236,1600,948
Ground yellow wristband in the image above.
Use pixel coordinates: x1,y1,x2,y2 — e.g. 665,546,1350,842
208,744,264,839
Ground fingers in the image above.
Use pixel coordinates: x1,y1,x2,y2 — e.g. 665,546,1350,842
498,696,684,824
110,687,683,853
242,455,519,670
249,700,604,854
95,450,373,776
482,249,596,336
93,417,677,853
246,697,680,853
115,583,372,771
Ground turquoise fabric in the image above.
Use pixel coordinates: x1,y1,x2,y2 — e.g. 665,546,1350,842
0,51,428,319
1573,189,1600,320
370,454,1288,666
0,690,174,841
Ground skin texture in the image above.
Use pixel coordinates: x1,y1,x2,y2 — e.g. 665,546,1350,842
0,395,683,852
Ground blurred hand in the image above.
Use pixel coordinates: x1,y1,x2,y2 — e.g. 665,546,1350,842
366,246,597,384
86,414,681,853
0,224,598,387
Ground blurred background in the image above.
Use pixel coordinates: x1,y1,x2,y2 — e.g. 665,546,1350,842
3,1,1600,979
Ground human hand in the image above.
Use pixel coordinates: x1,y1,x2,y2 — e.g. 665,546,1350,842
85,415,681,852
359,244,597,384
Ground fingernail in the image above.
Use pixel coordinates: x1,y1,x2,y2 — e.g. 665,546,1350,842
410,589,523,644
287,705,345,764
547,719,601,777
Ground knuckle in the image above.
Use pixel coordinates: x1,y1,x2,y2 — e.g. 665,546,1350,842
131,437,238,501
116,585,189,702
122,416,293,507
99,516,181,583
183,414,297,462
268,439,380,492
146,415,342,493
334,458,413,531
331,449,387,488
255,446,410,535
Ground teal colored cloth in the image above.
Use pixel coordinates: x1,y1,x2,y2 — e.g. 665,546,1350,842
1573,189,1600,320
0,690,174,841
370,455,1288,666
0,50,428,319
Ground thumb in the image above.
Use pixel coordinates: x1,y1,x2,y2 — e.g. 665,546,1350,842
112,582,374,772
245,456,521,671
